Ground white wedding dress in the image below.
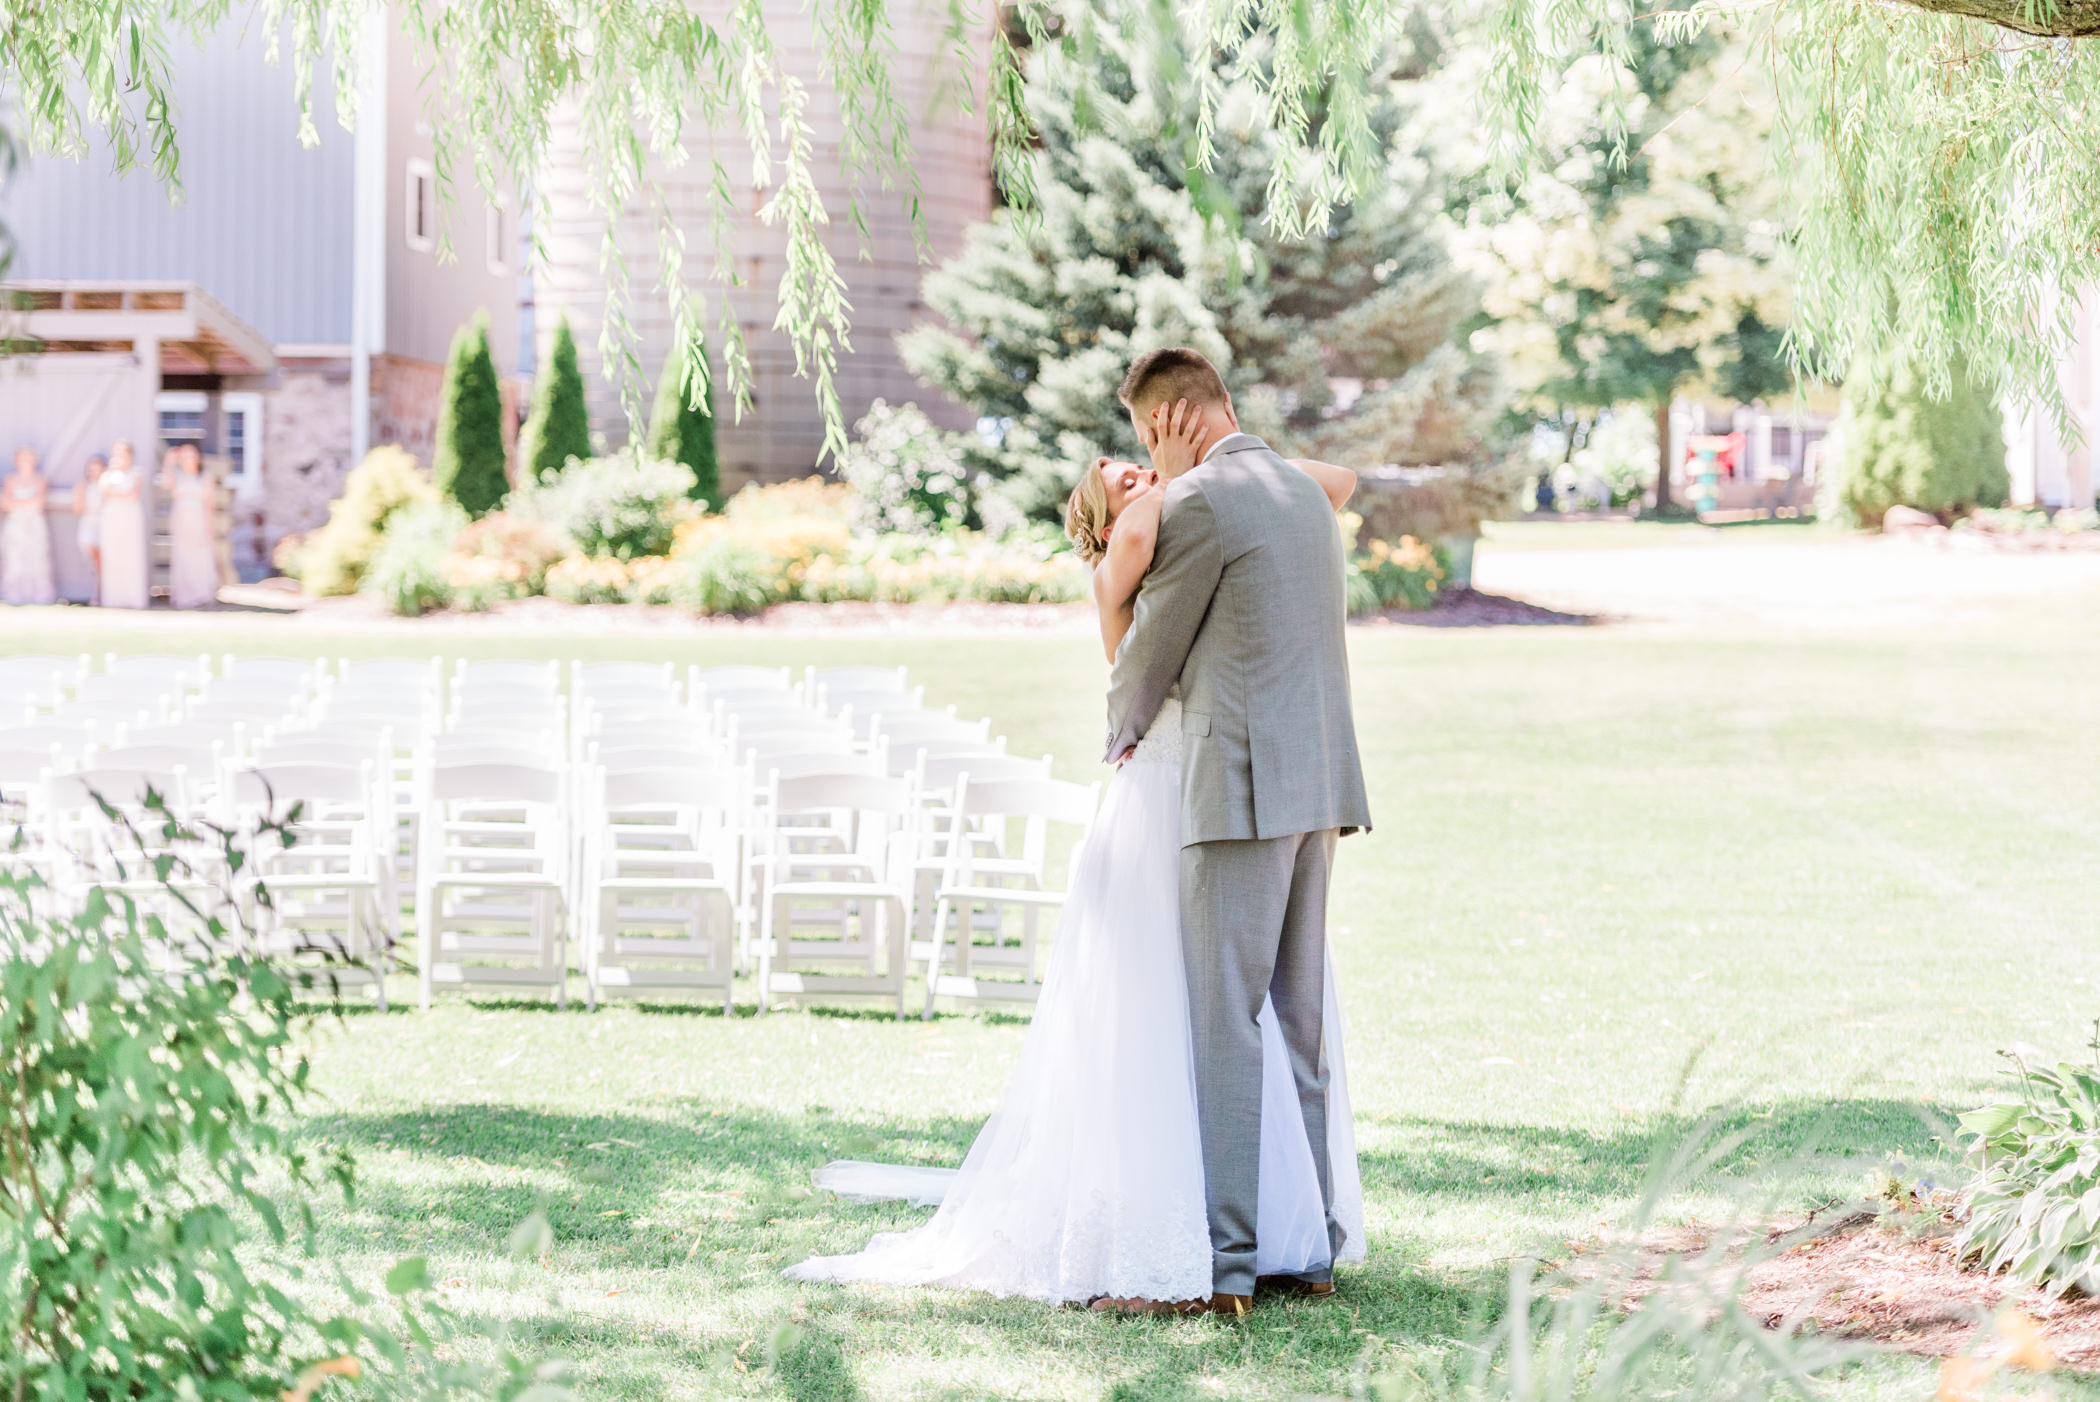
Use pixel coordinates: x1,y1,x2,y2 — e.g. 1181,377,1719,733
785,695,1364,1304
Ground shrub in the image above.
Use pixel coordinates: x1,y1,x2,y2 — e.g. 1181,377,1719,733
1350,534,1447,614
646,341,721,508
514,450,694,559
441,511,567,609
807,529,1089,605
431,311,510,516
1953,1046,2100,1296
673,537,785,615
288,446,436,596
0,822,355,1400
519,315,593,482
1830,356,2010,526
361,500,466,616
839,399,975,537
544,554,634,605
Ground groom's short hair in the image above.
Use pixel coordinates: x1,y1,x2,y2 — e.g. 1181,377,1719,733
1118,347,1229,417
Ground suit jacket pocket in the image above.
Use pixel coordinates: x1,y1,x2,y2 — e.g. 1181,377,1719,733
1183,710,1212,737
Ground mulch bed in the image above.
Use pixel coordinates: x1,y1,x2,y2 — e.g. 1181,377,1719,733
1358,588,1602,628
1613,1205,2100,1368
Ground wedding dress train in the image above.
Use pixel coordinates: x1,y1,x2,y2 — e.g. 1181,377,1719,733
785,696,1363,1304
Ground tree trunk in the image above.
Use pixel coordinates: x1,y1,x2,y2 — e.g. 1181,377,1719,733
1652,398,1675,515
1900,0,2100,35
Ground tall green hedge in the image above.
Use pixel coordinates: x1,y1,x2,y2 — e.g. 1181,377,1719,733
1832,357,2009,525
520,316,593,483
646,340,721,508
430,310,509,516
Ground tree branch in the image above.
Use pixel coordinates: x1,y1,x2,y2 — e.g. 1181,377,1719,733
1892,0,2100,37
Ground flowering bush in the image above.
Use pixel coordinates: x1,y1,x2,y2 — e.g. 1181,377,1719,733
1340,511,1447,614
513,450,696,558
673,538,786,615
723,476,854,523
801,527,1088,604
838,400,975,537
544,554,635,605
441,511,568,609
288,445,437,595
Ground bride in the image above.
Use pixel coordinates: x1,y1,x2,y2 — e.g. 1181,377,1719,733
786,411,1365,1310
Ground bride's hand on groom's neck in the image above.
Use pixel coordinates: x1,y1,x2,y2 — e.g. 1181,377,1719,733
1143,398,1211,480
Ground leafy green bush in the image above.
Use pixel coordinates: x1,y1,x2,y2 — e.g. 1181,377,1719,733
431,311,510,517
0,815,353,1399
646,341,721,509
519,316,593,482
673,537,785,615
361,500,466,616
1829,356,2010,525
515,451,694,559
288,446,437,596
1954,1047,2100,1295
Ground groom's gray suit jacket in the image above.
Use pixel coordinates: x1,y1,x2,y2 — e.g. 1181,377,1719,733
1103,432,1371,1296
1103,434,1371,841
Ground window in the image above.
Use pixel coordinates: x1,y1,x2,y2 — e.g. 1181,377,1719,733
486,198,510,275
405,159,435,252
222,393,264,497
155,391,207,460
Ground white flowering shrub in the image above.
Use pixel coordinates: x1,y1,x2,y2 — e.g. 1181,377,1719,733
839,400,973,538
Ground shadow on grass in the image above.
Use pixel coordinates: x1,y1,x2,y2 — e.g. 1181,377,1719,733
294,1093,1963,1401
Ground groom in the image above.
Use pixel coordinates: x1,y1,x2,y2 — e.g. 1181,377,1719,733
1104,347,1372,1316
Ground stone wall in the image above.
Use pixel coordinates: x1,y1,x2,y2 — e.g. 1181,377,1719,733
260,360,353,564
371,353,445,467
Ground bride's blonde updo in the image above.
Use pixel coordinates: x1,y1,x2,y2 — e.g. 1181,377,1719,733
1063,459,1112,565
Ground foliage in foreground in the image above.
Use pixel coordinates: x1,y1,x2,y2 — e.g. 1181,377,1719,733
362,500,470,617
431,312,511,518
1828,356,2007,526
513,449,695,560
0,805,578,1401
1954,1043,2100,1296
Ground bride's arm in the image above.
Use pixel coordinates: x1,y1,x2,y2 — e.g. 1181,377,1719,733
1287,458,1358,511
1093,490,1161,662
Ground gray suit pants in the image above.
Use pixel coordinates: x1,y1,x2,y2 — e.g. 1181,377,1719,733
1180,828,1340,1296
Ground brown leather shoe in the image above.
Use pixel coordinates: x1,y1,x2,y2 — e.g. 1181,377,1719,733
1207,1292,1253,1318
1257,1275,1336,1300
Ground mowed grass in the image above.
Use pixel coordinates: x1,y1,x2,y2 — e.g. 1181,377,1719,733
11,596,2100,1400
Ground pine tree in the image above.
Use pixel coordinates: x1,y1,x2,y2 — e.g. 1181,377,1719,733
645,340,721,509
430,311,509,517
898,14,1501,521
520,315,593,482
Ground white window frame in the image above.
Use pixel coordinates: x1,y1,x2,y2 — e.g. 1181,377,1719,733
221,392,264,499
486,196,511,275
405,158,436,253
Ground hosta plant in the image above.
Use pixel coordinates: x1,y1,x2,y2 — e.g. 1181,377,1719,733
1954,1047,2100,1295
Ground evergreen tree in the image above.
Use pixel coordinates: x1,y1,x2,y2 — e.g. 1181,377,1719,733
899,16,1502,521
1831,357,2008,525
645,340,721,509
520,315,593,482
430,310,509,517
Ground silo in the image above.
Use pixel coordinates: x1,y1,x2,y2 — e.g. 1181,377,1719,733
531,0,993,491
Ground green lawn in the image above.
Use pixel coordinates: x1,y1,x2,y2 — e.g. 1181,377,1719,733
11,599,2100,1400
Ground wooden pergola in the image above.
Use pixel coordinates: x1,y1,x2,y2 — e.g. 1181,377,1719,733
4,281,275,376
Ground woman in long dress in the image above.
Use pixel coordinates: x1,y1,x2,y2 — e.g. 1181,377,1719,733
97,440,150,610
785,416,1366,1309
164,444,219,609
1,448,58,606
74,454,105,604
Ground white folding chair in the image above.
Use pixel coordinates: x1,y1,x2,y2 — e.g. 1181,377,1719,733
416,759,570,1008
573,660,678,697
689,665,792,699
905,750,1054,952
756,772,920,1018
104,652,213,691
580,763,742,1011
806,665,909,697
922,774,1099,1017
229,761,391,1006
